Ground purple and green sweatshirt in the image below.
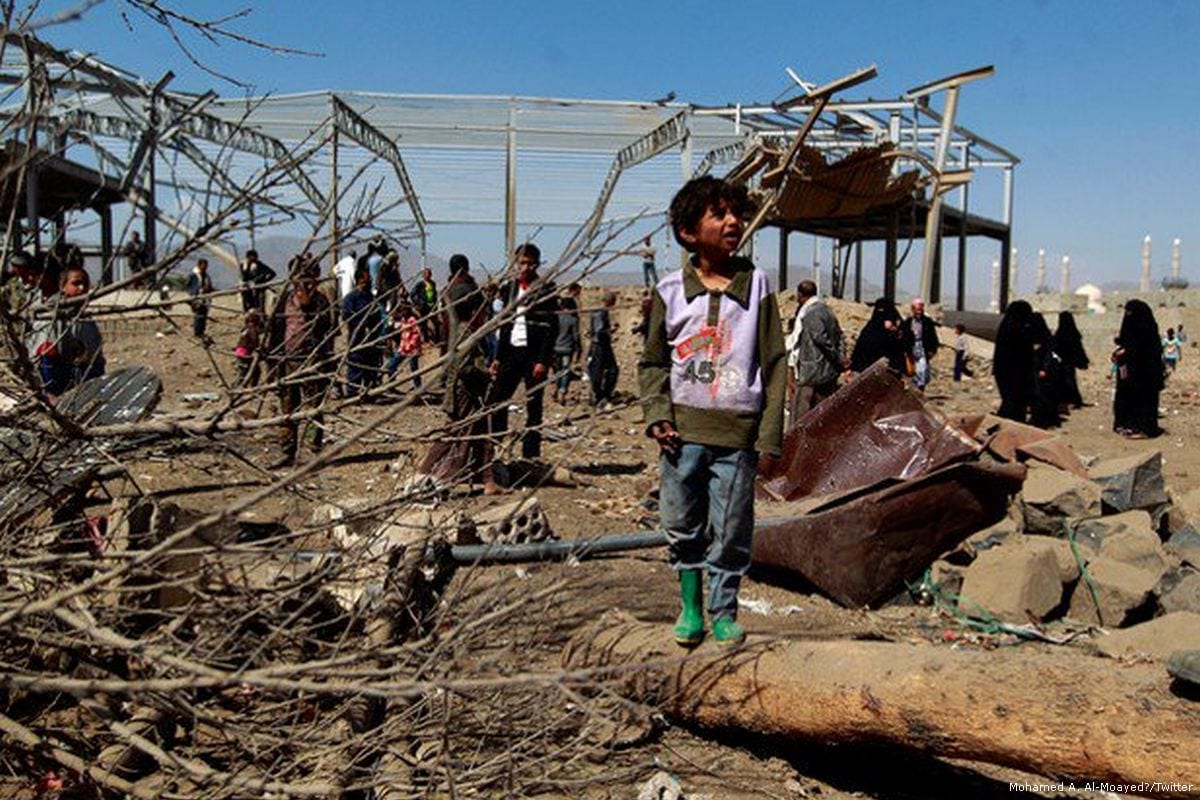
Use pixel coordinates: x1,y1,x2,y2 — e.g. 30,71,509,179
638,256,786,456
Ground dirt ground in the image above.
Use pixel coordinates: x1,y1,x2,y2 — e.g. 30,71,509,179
94,287,1200,799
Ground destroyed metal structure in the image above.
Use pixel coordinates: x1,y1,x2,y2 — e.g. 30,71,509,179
2,31,1017,309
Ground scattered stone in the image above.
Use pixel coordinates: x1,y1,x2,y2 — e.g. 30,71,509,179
1158,569,1200,615
1167,649,1200,687
1018,464,1102,536
474,496,555,545
1067,557,1159,627
1095,612,1200,660
637,771,684,800
1070,509,1155,553
930,560,964,600
959,545,1063,624
1088,450,1169,517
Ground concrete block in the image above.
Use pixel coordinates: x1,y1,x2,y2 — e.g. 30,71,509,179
1067,557,1159,627
960,545,1064,624
1095,612,1200,661
474,496,555,545
1018,464,1103,536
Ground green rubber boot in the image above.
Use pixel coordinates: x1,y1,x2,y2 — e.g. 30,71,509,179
673,569,705,647
712,617,746,648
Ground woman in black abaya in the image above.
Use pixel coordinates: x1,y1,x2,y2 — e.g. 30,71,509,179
1029,313,1063,429
993,300,1036,422
1053,311,1089,409
850,298,906,374
1112,299,1164,438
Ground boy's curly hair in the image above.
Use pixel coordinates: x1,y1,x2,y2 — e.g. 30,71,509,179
667,176,756,250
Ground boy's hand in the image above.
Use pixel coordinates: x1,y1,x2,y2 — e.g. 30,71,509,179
649,421,681,455
532,362,548,380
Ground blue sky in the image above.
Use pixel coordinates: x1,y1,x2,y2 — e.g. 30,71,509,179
35,0,1200,293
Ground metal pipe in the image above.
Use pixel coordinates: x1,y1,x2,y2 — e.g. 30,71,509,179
329,116,339,271
917,86,961,301
449,531,666,565
504,103,517,260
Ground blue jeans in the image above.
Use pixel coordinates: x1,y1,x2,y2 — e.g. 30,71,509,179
912,341,930,389
386,352,422,388
659,443,757,620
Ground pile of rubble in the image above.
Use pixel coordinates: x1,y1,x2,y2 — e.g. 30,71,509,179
934,434,1200,657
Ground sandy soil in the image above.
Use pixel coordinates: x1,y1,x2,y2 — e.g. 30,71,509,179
92,288,1200,799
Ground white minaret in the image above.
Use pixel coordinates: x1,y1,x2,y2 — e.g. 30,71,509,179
1140,235,1152,292
1060,254,1071,296
1036,248,1047,293
1172,237,1182,281
1009,247,1019,301
990,260,1001,312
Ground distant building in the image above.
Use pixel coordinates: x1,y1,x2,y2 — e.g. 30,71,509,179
1074,283,1106,314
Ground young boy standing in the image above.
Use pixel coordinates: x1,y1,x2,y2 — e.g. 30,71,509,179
639,177,786,648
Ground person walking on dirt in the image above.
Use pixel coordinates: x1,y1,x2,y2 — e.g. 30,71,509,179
265,268,336,468
587,290,619,407
900,298,938,391
186,258,214,342
639,176,786,649
785,279,844,426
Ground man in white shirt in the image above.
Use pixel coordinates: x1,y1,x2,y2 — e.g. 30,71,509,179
333,251,357,301
489,243,559,459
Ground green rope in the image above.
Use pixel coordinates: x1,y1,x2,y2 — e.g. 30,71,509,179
1066,525,1103,625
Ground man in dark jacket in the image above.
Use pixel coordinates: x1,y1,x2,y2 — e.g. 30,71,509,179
786,280,844,426
342,267,384,398
240,249,277,312
186,258,214,340
266,269,336,468
489,243,558,459
901,297,939,391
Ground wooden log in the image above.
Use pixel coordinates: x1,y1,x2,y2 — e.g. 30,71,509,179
564,613,1200,798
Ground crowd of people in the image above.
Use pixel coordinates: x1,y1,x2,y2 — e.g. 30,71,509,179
212,239,626,469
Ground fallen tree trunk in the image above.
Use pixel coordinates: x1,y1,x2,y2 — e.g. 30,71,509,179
564,613,1200,798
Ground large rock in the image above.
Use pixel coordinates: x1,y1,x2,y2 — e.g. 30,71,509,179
1088,450,1169,517
1165,486,1200,538
1168,527,1200,568
1158,569,1200,615
1021,536,1082,583
1095,612,1200,660
1018,464,1103,536
1097,519,1173,582
1067,557,1159,627
959,545,1064,623
1070,509,1155,552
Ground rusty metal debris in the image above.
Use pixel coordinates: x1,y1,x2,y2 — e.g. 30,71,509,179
758,360,978,502
957,412,1088,477
754,459,1025,608
753,363,1025,607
